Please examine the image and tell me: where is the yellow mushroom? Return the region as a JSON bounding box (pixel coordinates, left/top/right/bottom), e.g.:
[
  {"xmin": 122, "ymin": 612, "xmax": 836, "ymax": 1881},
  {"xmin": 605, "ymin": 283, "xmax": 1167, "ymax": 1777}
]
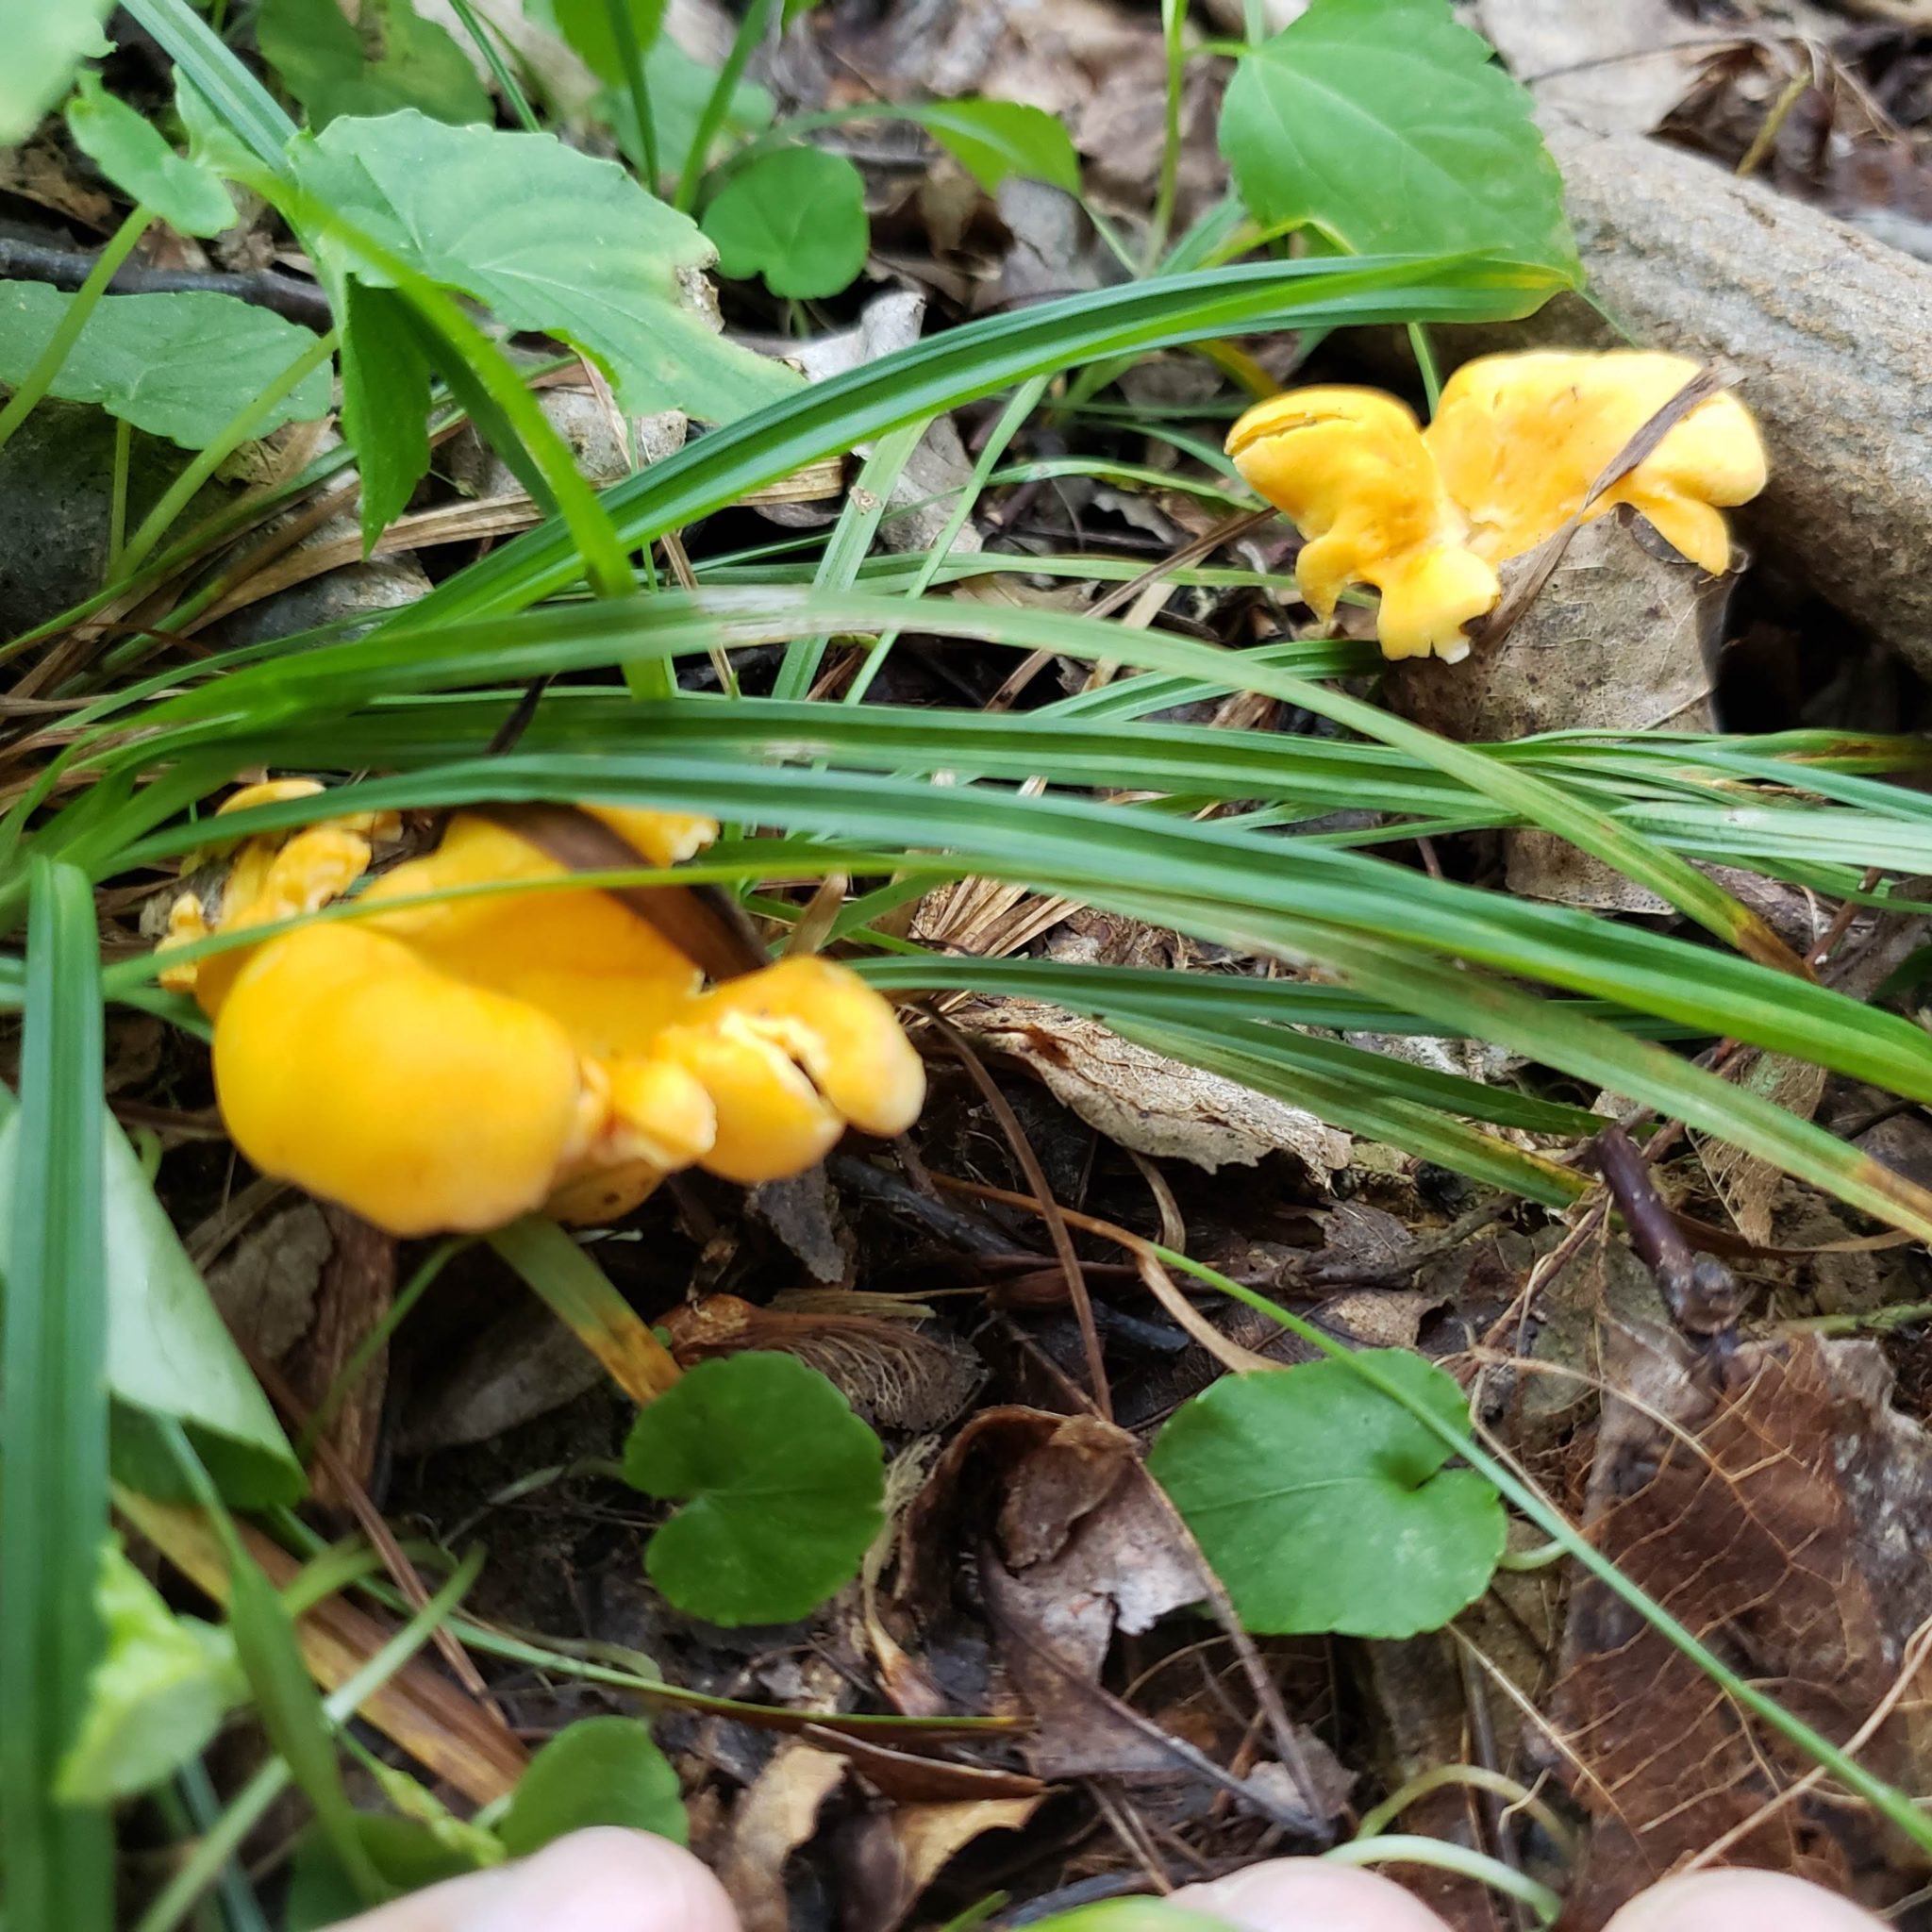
[
  {"xmin": 162, "ymin": 789, "xmax": 926, "ymax": 1236},
  {"xmin": 1424, "ymin": 350, "xmax": 1767, "ymax": 575},
  {"xmin": 1224, "ymin": 353, "xmax": 1768, "ymax": 661},
  {"xmin": 1224, "ymin": 387, "xmax": 1499, "ymax": 662}
]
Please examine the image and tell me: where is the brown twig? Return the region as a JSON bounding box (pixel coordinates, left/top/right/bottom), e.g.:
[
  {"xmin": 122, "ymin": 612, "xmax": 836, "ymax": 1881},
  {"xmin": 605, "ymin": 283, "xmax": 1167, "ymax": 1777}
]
[
  {"xmin": 0, "ymin": 235, "xmax": 335, "ymax": 330},
  {"xmin": 1585, "ymin": 1125, "xmax": 1748, "ymax": 1340},
  {"xmin": 929, "ymin": 1021, "xmax": 1112, "ymax": 1421}
]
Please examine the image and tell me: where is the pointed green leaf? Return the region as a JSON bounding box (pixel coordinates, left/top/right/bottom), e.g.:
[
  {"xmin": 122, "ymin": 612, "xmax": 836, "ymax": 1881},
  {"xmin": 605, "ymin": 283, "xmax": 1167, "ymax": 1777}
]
[
  {"xmin": 66, "ymin": 71, "xmax": 236, "ymax": 236},
  {"xmin": 920, "ymin": 99, "xmax": 1080, "ymax": 195},
  {"xmin": 339, "ymin": 278, "xmax": 433, "ymax": 546},
  {"xmin": 294, "ymin": 109, "xmax": 799, "ymax": 424}
]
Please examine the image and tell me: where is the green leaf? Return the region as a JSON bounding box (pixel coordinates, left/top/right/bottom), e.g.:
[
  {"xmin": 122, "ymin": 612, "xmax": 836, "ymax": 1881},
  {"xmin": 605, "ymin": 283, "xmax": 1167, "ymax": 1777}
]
[
  {"xmin": 702, "ymin": 146, "xmax": 869, "ymax": 300},
  {"xmin": 92, "ymin": 1116, "xmax": 304, "ymax": 1507},
  {"xmin": 66, "ymin": 71, "xmax": 236, "ymax": 237},
  {"xmin": 0, "ymin": 0, "xmax": 113, "ymax": 144},
  {"xmin": 919, "ymin": 99, "xmax": 1081, "ymax": 195},
  {"xmin": 0, "ymin": 284, "xmax": 331, "ymax": 448},
  {"xmin": 293, "ymin": 109, "xmax": 798, "ymax": 424},
  {"xmin": 57, "ymin": 1540, "xmax": 243, "ymax": 1803},
  {"xmin": 0, "ymin": 859, "xmax": 113, "ymax": 1931},
  {"xmin": 1221, "ymin": 0, "xmax": 1579, "ymax": 275},
  {"xmin": 1148, "ymin": 1350, "xmax": 1506, "ymax": 1638},
  {"xmin": 256, "ymin": 0, "xmax": 492, "ymax": 129},
  {"xmin": 226, "ymin": 1533, "xmax": 389, "ymax": 1906},
  {"xmin": 338, "ymin": 278, "xmax": 433, "ymax": 545},
  {"xmin": 554, "ymin": 0, "xmax": 667, "ymax": 85},
  {"xmin": 0, "ymin": 1091, "xmax": 299, "ymax": 1504},
  {"xmin": 499, "ymin": 1716, "xmax": 688, "ymax": 1855},
  {"xmin": 623, "ymin": 1354, "xmax": 885, "ymax": 1626}
]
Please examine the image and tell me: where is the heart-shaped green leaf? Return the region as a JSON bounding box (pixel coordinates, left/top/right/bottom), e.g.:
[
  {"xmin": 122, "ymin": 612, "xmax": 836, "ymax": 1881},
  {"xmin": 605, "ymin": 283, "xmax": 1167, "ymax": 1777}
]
[
  {"xmin": 702, "ymin": 147, "xmax": 869, "ymax": 301},
  {"xmin": 1148, "ymin": 1350, "xmax": 1506, "ymax": 1638},
  {"xmin": 499, "ymin": 1716, "xmax": 687, "ymax": 1854},
  {"xmin": 624, "ymin": 1353, "xmax": 884, "ymax": 1627},
  {"xmin": 1221, "ymin": 0, "xmax": 1579, "ymax": 277}
]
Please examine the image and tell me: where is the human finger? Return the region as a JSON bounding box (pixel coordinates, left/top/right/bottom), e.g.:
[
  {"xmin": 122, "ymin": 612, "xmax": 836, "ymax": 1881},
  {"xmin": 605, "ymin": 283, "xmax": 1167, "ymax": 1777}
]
[
  {"xmin": 1604, "ymin": 1870, "xmax": 1883, "ymax": 1932},
  {"xmin": 327, "ymin": 1827, "xmax": 741, "ymax": 1932},
  {"xmin": 1170, "ymin": 1858, "xmax": 1454, "ymax": 1931}
]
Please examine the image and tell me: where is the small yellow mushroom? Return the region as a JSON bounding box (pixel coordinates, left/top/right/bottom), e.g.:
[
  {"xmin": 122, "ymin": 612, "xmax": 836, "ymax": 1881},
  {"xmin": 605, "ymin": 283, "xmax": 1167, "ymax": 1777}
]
[
  {"xmin": 1224, "ymin": 353, "xmax": 1768, "ymax": 661},
  {"xmin": 1424, "ymin": 350, "xmax": 1768, "ymax": 575},
  {"xmin": 1224, "ymin": 387, "xmax": 1500, "ymax": 662},
  {"xmin": 160, "ymin": 787, "xmax": 926, "ymax": 1237}
]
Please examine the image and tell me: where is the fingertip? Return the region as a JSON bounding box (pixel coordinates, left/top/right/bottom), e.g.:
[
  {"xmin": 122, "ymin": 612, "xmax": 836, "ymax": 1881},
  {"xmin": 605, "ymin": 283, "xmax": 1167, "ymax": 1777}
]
[
  {"xmin": 1604, "ymin": 1871, "xmax": 1881, "ymax": 1932},
  {"xmin": 1171, "ymin": 1859, "xmax": 1453, "ymax": 1932},
  {"xmin": 467, "ymin": 1830, "xmax": 739, "ymax": 1932}
]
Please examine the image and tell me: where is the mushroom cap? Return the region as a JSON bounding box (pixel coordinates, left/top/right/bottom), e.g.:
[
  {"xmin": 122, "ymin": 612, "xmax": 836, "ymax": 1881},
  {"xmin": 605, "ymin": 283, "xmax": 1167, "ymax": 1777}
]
[
  {"xmin": 192, "ymin": 806, "xmax": 927, "ymax": 1234},
  {"xmin": 1424, "ymin": 349, "xmax": 1768, "ymax": 574},
  {"xmin": 1225, "ymin": 387, "xmax": 1447, "ymax": 556},
  {"xmin": 358, "ymin": 815, "xmax": 703, "ymax": 1058},
  {"xmin": 213, "ymin": 921, "xmax": 587, "ymax": 1237}
]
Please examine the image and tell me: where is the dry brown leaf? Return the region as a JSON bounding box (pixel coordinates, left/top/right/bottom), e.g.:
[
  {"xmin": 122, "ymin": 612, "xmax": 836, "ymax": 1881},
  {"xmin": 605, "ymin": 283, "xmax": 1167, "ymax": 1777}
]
[
  {"xmin": 1549, "ymin": 1326, "xmax": 1932, "ymax": 1924},
  {"xmin": 838, "ymin": 1795, "xmax": 1044, "ymax": 1932},
  {"xmin": 1477, "ymin": 0, "xmax": 1710, "ymax": 134},
  {"xmin": 206, "ymin": 1201, "xmax": 331, "ymax": 1361},
  {"xmin": 662, "ymin": 1293, "xmax": 982, "ymax": 1432},
  {"xmin": 119, "ymin": 1493, "xmax": 526, "ymax": 1804},
  {"xmin": 955, "ymin": 999, "xmax": 1350, "ymax": 1181},
  {"xmin": 396, "ymin": 1299, "xmax": 607, "ymax": 1453},
  {"xmin": 717, "ymin": 1741, "xmax": 849, "ymax": 1932},
  {"xmin": 799, "ymin": 1724, "xmax": 1044, "ymax": 1805}
]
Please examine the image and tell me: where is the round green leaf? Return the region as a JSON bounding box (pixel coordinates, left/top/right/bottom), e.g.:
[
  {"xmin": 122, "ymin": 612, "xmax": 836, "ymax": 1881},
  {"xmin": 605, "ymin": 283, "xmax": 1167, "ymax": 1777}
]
[
  {"xmin": 702, "ymin": 147, "xmax": 869, "ymax": 301},
  {"xmin": 1147, "ymin": 1350, "xmax": 1506, "ymax": 1639},
  {"xmin": 623, "ymin": 1353, "xmax": 884, "ymax": 1626},
  {"xmin": 498, "ymin": 1716, "xmax": 687, "ymax": 1856},
  {"xmin": 66, "ymin": 72, "xmax": 236, "ymax": 237}
]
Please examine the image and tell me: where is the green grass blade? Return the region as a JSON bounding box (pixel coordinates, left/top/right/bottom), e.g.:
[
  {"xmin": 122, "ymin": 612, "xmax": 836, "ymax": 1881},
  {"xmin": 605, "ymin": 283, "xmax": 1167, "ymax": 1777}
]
[
  {"xmin": 120, "ymin": 0, "xmax": 296, "ymax": 173},
  {"xmin": 0, "ymin": 859, "xmax": 112, "ymax": 1932},
  {"xmin": 375, "ymin": 254, "xmax": 1565, "ymax": 623}
]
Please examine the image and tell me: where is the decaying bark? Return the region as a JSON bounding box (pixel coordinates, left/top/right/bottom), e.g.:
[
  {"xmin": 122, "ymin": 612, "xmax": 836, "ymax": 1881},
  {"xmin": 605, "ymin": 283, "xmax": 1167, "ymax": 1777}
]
[
  {"xmin": 1396, "ymin": 118, "xmax": 1932, "ymax": 678},
  {"xmin": 1388, "ymin": 508, "xmax": 1732, "ymax": 913}
]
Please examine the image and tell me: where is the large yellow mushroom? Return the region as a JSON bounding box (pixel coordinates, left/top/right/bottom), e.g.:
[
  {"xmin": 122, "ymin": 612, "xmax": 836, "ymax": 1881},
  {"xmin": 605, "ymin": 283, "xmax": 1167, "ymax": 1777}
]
[
  {"xmin": 159, "ymin": 791, "xmax": 925, "ymax": 1237},
  {"xmin": 1224, "ymin": 350, "xmax": 1769, "ymax": 662}
]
